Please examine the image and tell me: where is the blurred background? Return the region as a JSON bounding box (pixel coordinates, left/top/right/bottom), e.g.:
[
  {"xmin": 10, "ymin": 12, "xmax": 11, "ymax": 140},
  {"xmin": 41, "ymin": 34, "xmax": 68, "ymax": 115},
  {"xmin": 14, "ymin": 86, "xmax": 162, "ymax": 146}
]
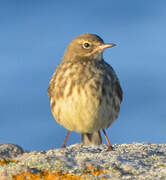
[{"xmin": 0, "ymin": 0, "xmax": 166, "ymax": 151}]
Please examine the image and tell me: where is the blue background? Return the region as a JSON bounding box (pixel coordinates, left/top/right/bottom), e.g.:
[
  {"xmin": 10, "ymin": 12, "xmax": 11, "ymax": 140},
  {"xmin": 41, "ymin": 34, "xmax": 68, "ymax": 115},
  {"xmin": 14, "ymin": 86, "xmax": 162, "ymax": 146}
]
[{"xmin": 1, "ymin": 0, "xmax": 166, "ymax": 151}]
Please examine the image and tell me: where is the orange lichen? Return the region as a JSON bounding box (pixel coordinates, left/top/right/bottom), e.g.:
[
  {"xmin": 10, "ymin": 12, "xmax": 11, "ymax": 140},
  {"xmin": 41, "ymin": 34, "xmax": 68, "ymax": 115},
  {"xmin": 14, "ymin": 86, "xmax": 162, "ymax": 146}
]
[
  {"xmin": 83, "ymin": 165, "xmax": 105, "ymax": 175},
  {"xmin": 0, "ymin": 159, "xmax": 107, "ymax": 180},
  {"xmin": 12, "ymin": 170, "xmax": 83, "ymax": 180},
  {"xmin": 0, "ymin": 158, "xmax": 18, "ymax": 165},
  {"xmin": 11, "ymin": 166, "xmax": 106, "ymax": 180}
]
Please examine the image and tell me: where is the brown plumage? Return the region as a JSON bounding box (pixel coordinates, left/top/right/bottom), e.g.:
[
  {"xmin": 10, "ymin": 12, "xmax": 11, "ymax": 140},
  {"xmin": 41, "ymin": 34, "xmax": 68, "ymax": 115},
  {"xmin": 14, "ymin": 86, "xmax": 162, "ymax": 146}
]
[{"xmin": 48, "ymin": 33, "xmax": 123, "ymax": 150}]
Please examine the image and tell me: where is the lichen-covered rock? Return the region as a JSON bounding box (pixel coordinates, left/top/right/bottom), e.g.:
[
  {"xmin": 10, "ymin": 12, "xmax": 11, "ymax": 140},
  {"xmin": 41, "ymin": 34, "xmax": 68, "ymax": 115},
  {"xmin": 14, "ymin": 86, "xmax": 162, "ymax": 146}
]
[
  {"xmin": 0, "ymin": 144, "xmax": 24, "ymax": 159},
  {"xmin": 0, "ymin": 143, "xmax": 166, "ymax": 179}
]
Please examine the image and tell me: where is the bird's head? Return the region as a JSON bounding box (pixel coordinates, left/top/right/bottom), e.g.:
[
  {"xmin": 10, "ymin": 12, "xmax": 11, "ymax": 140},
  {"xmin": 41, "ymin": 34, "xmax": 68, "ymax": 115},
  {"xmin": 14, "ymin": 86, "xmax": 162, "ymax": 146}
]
[{"xmin": 63, "ymin": 33, "xmax": 116, "ymax": 61}]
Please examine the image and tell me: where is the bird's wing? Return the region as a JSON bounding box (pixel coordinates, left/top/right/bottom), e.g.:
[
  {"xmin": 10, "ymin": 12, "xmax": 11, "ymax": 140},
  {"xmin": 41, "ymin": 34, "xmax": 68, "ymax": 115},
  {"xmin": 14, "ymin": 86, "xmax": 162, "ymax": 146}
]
[{"xmin": 104, "ymin": 61, "xmax": 123, "ymax": 103}]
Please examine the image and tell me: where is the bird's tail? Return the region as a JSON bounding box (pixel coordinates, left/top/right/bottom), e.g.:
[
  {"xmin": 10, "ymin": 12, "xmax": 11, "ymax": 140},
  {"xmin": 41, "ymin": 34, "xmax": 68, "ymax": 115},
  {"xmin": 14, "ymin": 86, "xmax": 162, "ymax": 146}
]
[{"xmin": 81, "ymin": 131, "xmax": 102, "ymax": 146}]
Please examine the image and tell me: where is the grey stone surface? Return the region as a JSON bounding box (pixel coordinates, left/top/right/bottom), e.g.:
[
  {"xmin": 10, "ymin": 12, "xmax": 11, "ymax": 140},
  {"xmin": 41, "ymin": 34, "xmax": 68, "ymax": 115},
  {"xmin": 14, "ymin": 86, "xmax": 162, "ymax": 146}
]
[
  {"xmin": 0, "ymin": 142, "xmax": 166, "ymax": 179},
  {"xmin": 0, "ymin": 143, "xmax": 24, "ymax": 159}
]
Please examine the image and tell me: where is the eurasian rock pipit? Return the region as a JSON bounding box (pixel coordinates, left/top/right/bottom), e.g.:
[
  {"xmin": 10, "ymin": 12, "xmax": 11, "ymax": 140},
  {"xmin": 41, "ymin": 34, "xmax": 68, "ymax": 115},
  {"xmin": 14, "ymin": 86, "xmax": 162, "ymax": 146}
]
[{"xmin": 48, "ymin": 33, "xmax": 123, "ymax": 150}]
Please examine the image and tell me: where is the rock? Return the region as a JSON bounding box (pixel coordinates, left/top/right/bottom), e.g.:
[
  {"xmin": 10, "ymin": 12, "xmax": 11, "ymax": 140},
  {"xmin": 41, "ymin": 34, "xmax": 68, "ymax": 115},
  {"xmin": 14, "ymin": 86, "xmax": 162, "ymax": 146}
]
[
  {"xmin": 0, "ymin": 142, "xmax": 166, "ymax": 179},
  {"xmin": 0, "ymin": 143, "xmax": 24, "ymax": 159}
]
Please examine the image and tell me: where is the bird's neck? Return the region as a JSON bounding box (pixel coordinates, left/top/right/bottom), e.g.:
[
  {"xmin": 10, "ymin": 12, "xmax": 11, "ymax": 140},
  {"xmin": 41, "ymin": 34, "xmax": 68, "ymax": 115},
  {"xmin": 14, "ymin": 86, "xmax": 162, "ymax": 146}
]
[{"xmin": 62, "ymin": 53, "xmax": 103, "ymax": 62}]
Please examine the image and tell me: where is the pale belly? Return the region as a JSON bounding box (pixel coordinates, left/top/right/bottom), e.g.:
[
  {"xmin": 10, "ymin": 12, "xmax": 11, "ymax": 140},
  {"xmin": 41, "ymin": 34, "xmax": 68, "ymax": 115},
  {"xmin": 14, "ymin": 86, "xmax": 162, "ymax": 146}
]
[{"xmin": 50, "ymin": 85, "xmax": 120, "ymax": 133}]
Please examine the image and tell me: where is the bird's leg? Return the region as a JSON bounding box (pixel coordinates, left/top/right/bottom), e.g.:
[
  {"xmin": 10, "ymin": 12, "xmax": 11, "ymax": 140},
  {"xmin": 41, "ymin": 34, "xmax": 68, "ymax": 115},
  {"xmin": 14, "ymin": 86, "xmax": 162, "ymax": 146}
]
[
  {"xmin": 102, "ymin": 129, "xmax": 113, "ymax": 151},
  {"xmin": 61, "ymin": 130, "xmax": 71, "ymax": 148}
]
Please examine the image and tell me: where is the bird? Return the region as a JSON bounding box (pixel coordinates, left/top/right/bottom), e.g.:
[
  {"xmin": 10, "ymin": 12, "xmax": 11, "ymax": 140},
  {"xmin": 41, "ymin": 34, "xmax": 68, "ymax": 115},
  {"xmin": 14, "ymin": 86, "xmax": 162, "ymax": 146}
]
[{"xmin": 48, "ymin": 33, "xmax": 123, "ymax": 150}]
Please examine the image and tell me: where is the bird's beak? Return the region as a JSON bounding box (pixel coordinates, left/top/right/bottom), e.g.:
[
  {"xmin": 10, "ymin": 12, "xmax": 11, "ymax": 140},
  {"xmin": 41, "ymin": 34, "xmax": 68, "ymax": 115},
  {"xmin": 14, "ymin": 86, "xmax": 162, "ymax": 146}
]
[{"xmin": 97, "ymin": 43, "xmax": 116, "ymax": 51}]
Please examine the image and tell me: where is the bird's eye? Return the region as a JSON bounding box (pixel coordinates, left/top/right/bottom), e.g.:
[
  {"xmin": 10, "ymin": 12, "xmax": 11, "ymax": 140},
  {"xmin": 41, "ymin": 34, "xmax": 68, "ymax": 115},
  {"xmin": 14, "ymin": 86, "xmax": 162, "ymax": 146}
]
[{"xmin": 83, "ymin": 42, "xmax": 91, "ymax": 49}]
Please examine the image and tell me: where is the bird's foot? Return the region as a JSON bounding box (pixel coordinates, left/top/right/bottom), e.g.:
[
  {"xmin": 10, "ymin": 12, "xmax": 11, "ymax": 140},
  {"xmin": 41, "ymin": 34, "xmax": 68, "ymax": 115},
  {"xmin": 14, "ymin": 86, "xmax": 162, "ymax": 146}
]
[
  {"xmin": 106, "ymin": 145, "xmax": 114, "ymax": 151},
  {"xmin": 61, "ymin": 144, "xmax": 66, "ymax": 148}
]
